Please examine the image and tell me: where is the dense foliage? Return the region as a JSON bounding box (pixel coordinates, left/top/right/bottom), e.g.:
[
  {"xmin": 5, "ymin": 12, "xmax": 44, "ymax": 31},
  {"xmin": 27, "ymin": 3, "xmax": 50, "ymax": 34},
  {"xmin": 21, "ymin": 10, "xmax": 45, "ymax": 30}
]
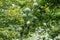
[{"xmin": 0, "ymin": 0, "xmax": 60, "ymax": 40}]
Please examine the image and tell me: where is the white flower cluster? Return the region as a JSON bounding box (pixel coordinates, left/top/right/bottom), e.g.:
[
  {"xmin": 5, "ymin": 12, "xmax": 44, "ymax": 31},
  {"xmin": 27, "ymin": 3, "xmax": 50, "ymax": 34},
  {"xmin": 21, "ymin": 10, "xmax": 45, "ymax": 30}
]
[
  {"xmin": 1, "ymin": 9, "xmax": 5, "ymax": 12},
  {"xmin": 54, "ymin": 35, "xmax": 60, "ymax": 40},
  {"xmin": 12, "ymin": 4, "xmax": 15, "ymax": 7},
  {"xmin": 23, "ymin": 7, "xmax": 31, "ymax": 13},
  {"xmin": 24, "ymin": 27, "xmax": 53, "ymax": 40},
  {"xmin": 34, "ymin": 0, "xmax": 36, "ymax": 2},
  {"xmin": 16, "ymin": 27, "xmax": 23, "ymax": 32},
  {"xmin": 26, "ymin": 21, "xmax": 31, "ymax": 25},
  {"xmin": 33, "ymin": 2, "xmax": 38, "ymax": 7},
  {"xmin": 43, "ymin": 23, "xmax": 47, "ymax": 26},
  {"xmin": 33, "ymin": 2, "xmax": 38, "ymax": 9}
]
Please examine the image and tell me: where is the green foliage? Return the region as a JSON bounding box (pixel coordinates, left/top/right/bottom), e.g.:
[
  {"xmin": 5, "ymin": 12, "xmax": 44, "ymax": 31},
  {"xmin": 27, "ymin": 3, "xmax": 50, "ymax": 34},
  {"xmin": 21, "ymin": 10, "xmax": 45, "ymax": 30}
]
[{"xmin": 0, "ymin": 0, "xmax": 60, "ymax": 40}]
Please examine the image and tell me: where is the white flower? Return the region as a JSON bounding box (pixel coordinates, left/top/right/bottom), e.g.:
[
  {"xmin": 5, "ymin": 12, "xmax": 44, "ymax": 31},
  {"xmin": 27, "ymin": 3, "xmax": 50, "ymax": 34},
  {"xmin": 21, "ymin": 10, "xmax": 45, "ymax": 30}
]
[
  {"xmin": 15, "ymin": 39, "xmax": 19, "ymax": 40},
  {"xmin": 23, "ymin": 7, "xmax": 31, "ymax": 13},
  {"xmin": 54, "ymin": 36, "xmax": 58, "ymax": 40},
  {"xmin": 38, "ymin": 30, "xmax": 42, "ymax": 33},
  {"xmin": 33, "ymin": 0, "xmax": 36, "ymax": 2},
  {"xmin": 26, "ymin": 21, "xmax": 31, "ymax": 25},
  {"xmin": 49, "ymin": 39, "xmax": 53, "ymax": 40},
  {"xmin": 54, "ymin": 35, "xmax": 60, "ymax": 40},
  {"xmin": 22, "ymin": 14, "xmax": 27, "ymax": 17},
  {"xmin": 3, "ymin": 21, "xmax": 6, "ymax": 22},
  {"xmin": 46, "ymin": 28, "xmax": 50, "ymax": 32},
  {"xmin": 33, "ymin": 2, "xmax": 38, "ymax": 7},
  {"xmin": 17, "ymin": 27, "xmax": 22, "ymax": 32},
  {"xmin": 12, "ymin": 4, "xmax": 15, "ymax": 7},
  {"xmin": 43, "ymin": 23, "xmax": 46, "ymax": 26},
  {"xmin": 0, "ymin": 18, "xmax": 3, "ymax": 20},
  {"xmin": 2, "ymin": 9, "xmax": 5, "ymax": 12}
]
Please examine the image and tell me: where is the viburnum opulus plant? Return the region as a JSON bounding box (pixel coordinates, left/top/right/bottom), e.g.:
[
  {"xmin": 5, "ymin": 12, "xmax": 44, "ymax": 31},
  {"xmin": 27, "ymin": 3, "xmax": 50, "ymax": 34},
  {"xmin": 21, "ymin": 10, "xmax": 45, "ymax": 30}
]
[{"xmin": 0, "ymin": 0, "xmax": 60, "ymax": 40}]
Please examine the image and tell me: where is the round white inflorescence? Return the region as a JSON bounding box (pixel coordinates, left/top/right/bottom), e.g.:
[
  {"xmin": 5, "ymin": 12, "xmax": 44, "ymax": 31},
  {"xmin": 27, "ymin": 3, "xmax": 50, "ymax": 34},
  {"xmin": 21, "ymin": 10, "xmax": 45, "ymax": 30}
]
[
  {"xmin": 33, "ymin": 2, "xmax": 38, "ymax": 7},
  {"xmin": 26, "ymin": 21, "xmax": 31, "ymax": 25},
  {"xmin": 2, "ymin": 9, "xmax": 5, "ymax": 12},
  {"xmin": 12, "ymin": 4, "xmax": 15, "ymax": 7},
  {"xmin": 23, "ymin": 7, "xmax": 31, "ymax": 13},
  {"xmin": 54, "ymin": 35, "xmax": 60, "ymax": 40},
  {"xmin": 43, "ymin": 23, "xmax": 46, "ymax": 26},
  {"xmin": 33, "ymin": 0, "xmax": 36, "ymax": 2},
  {"xmin": 17, "ymin": 27, "xmax": 22, "ymax": 32}
]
